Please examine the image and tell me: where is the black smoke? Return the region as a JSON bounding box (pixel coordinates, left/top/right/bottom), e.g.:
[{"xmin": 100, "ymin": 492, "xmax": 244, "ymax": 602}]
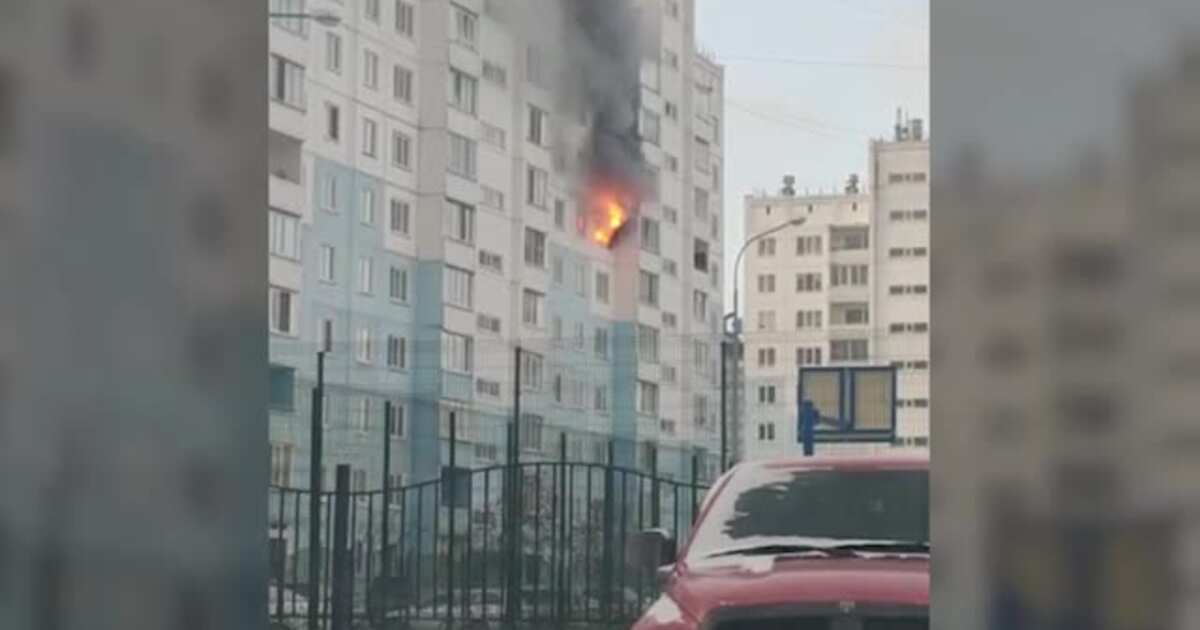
[{"xmin": 560, "ymin": 0, "xmax": 646, "ymax": 198}]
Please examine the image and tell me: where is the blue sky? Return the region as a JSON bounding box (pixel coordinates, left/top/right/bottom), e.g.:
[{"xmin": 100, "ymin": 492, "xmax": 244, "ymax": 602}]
[{"xmin": 695, "ymin": 0, "xmax": 929, "ymax": 305}]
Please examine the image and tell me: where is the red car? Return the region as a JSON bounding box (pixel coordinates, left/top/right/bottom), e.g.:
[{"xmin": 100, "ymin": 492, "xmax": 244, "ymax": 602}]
[{"xmin": 631, "ymin": 455, "xmax": 929, "ymax": 629}]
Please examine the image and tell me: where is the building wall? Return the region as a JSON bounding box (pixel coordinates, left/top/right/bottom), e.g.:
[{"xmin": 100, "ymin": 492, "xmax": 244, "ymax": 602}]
[
  {"xmin": 740, "ymin": 122, "xmax": 929, "ymax": 460},
  {"xmin": 268, "ymin": 0, "xmax": 726, "ymax": 491}
]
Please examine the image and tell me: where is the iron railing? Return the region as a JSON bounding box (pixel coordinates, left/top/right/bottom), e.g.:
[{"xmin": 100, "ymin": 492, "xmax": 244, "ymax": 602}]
[{"xmin": 268, "ymin": 458, "xmax": 710, "ymax": 630}]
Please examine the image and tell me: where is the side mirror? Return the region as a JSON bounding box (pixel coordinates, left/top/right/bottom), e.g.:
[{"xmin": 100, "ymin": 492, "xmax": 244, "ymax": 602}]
[{"xmin": 630, "ymin": 528, "xmax": 676, "ymax": 572}]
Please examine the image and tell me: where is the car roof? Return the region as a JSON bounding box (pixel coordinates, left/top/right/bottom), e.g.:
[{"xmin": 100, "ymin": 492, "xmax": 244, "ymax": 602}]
[{"xmin": 734, "ymin": 453, "xmax": 928, "ymax": 474}]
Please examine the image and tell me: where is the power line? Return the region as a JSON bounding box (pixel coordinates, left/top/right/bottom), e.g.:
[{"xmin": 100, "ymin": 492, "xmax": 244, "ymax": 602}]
[
  {"xmin": 724, "ymin": 100, "xmax": 870, "ymax": 144},
  {"xmin": 719, "ymin": 55, "xmax": 927, "ymax": 71}
]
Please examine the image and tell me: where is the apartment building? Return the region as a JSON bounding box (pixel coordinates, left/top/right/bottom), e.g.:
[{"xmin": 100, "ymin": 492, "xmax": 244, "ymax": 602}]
[
  {"xmin": 739, "ymin": 117, "xmax": 929, "ymax": 460},
  {"xmin": 267, "ymin": 0, "xmax": 725, "ymax": 491}
]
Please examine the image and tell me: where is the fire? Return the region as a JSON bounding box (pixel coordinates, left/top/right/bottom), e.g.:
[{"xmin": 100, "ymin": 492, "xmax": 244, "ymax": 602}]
[{"xmin": 588, "ymin": 188, "xmax": 631, "ymax": 247}]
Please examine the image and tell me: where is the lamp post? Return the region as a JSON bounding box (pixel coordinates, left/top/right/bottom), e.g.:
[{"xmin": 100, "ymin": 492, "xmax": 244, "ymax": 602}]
[{"xmin": 720, "ymin": 217, "xmax": 806, "ymax": 470}]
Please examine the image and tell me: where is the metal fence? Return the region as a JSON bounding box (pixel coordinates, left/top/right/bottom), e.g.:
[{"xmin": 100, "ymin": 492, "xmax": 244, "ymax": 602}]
[{"xmin": 268, "ymin": 452, "xmax": 710, "ymax": 630}]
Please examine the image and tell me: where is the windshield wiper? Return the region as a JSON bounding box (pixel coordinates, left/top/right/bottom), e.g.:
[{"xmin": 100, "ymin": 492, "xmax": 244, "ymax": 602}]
[
  {"xmin": 704, "ymin": 543, "xmax": 858, "ymax": 559},
  {"xmin": 828, "ymin": 540, "xmax": 930, "ymax": 554}
]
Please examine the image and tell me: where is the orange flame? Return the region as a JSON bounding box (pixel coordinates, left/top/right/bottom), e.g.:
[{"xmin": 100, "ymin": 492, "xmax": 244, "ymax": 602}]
[{"xmin": 590, "ymin": 192, "xmax": 629, "ymax": 247}]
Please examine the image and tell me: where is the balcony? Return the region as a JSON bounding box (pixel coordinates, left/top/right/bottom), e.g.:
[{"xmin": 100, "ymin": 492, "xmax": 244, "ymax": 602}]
[
  {"xmin": 269, "ymin": 174, "xmax": 304, "ymax": 215},
  {"xmin": 269, "ymin": 98, "xmax": 307, "ymax": 143}
]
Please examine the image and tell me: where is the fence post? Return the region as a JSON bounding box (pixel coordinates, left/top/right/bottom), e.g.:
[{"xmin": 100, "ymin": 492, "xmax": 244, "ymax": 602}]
[
  {"xmin": 557, "ymin": 432, "xmax": 568, "ymax": 623},
  {"xmin": 690, "ymin": 453, "xmax": 699, "ymax": 525},
  {"xmin": 446, "ymin": 412, "xmax": 456, "ymax": 628},
  {"xmin": 381, "ymin": 400, "xmax": 392, "ymax": 587},
  {"xmin": 330, "ymin": 465, "xmax": 351, "ymax": 630},
  {"xmin": 307, "ymin": 351, "xmax": 325, "ymax": 630},
  {"xmin": 650, "ymin": 445, "xmax": 661, "ymax": 529},
  {"xmin": 601, "ymin": 440, "xmax": 615, "ymax": 619}
]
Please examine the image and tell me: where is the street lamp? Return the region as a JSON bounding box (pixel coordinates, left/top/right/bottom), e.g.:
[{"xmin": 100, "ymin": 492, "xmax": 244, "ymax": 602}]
[
  {"xmin": 269, "ymin": 10, "xmax": 341, "ymax": 27},
  {"xmin": 719, "ymin": 216, "xmax": 806, "ymax": 471}
]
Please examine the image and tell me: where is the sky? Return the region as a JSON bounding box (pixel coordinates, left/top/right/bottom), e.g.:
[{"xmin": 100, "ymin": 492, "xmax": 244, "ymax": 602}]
[{"xmin": 695, "ymin": 0, "xmax": 929, "ymax": 306}]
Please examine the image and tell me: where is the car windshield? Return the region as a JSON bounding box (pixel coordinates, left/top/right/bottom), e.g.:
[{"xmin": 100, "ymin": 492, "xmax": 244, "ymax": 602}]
[{"xmin": 686, "ymin": 467, "xmax": 929, "ymax": 561}]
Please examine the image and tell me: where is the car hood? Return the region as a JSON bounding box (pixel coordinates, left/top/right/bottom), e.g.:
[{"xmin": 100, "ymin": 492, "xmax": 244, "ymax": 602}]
[{"xmin": 668, "ymin": 555, "xmax": 928, "ymax": 620}]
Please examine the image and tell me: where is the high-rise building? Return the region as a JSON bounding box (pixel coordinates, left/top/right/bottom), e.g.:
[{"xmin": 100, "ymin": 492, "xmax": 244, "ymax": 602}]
[
  {"xmin": 739, "ymin": 117, "xmax": 929, "ymax": 460},
  {"xmin": 268, "ymin": 0, "xmax": 725, "ymax": 490}
]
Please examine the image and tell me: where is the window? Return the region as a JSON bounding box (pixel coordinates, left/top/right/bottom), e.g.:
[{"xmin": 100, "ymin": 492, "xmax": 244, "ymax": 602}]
[
  {"xmin": 387, "ymin": 404, "xmax": 405, "ymax": 438},
  {"xmin": 325, "ymin": 103, "xmax": 341, "ymax": 140},
  {"xmin": 389, "ymin": 266, "xmax": 408, "ymax": 301},
  {"xmin": 270, "ymin": 442, "xmax": 294, "ymax": 486},
  {"xmin": 830, "ymin": 302, "xmax": 870, "ymax": 325},
  {"xmin": 389, "ymin": 199, "xmax": 410, "ymax": 235},
  {"xmin": 483, "ymin": 60, "xmax": 508, "ymax": 86},
  {"xmin": 270, "ymin": 55, "xmax": 306, "ymax": 109},
  {"xmin": 443, "ymin": 266, "xmax": 473, "ymax": 309},
  {"xmin": 665, "ymin": 0, "xmax": 680, "ymax": 18},
  {"xmin": 640, "ymin": 108, "xmax": 661, "ymax": 145},
  {"xmin": 395, "ymin": 0, "xmax": 415, "ymax": 36},
  {"xmin": 662, "ymin": 312, "xmax": 677, "ymax": 329},
  {"xmin": 444, "ymin": 199, "xmax": 475, "ymax": 243},
  {"xmin": 482, "ymin": 122, "xmax": 506, "ymax": 149},
  {"xmin": 361, "ymin": 117, "xmax": 378, "ymax": 157},
  {"xmin": 477, "ymin": 313, "xmax": 501, "ymax": 334},
  {"xmin": 796, "ymin": 235, "xmax": 823, "ymax": 255},
  {"xmin": 830, "ymin": 227, "xmax": 869, "ymax": 251},
  {"xmin": 796, "ymin": 273, "xmax": 823, "ymax": 292},
  {"xmin": 639, "ymin": 270, "xmax": 660, "ymax": 307},
  {"xmin": 519, "ymin": 414, "xmax": 544, "ymax": 451},
  {"xmin": 386, "ymin": 130, "xmax": 413, "ymax": 169},
  {"xmin": 270, "ymin": 0, "xmax": 309, "ymax": 35},
  {"xmin": 757, "ymin": 347, "xmax": 777, "ymax": 367},
  {"xmin": 554, "ymin": 199, "xmax": 566, "ymax": 229},
  {"xmin": 527, "ymin": 105, "xmax": 548, "ymax": 146},
  {"xmin": 452, "ymin": 4, "xmax": 478, "ymax": 48},
  {"xmin": 363, "ymin": 50, "xmax": 379, "ymax": 89},
  {"xmin": 357, "ymin": 257, "xmax": 373, "ymax": 294},
  {"xmin": 758, "ymin": 385, "xmax": 777, "ymax": 405},
  {"xmin": 526, "ymin": 45, "xmax": 548, "ymax": 87},
  {"xmin": 393, "ymin": 65, "xmax": 413, "ymax": 103},
  {"xmin": 757, "ymin": 423, "xmax": 777, "ymax": 441},
  {"xmin": 694, "ymin": 340, "xmax": 711, "ymax": 375},
  {"xmin": 520, "ymin": 352, "xmax": 544, "ymax": 390},
  {"xmin": 797, "ymin": 346, "xmax": 823, "ymax": 366},
  {"xmin": 756, "ymin": 274, "xmax": 776, "ymax": 293},
  {"xmin": 595, "ymin": 272, "xmax": 611, "ymax": 304},
  {"xmin": 551, "ymin": 254, "xmax": 564, "ymax": 284},
  {"xmin": 364, "ymin": 0, "xmax": 381, "ymax": 22},
  {"xmin": 692, "ymin": 290, "xmax": 708, "ymax": 322},
  {"xmin": 386, "ymin": 335, "xmax": 407, "ymax": 369},
  {"xmin": 831, "ymin": 264, "xmax": 869, "ymax": 287},
  {"xmin": 594, "ymin": 386, "xmax": 609, "ymax": 413},
  {"xmin": 831, "ymin": 339, "xmax": 869, "ymax": 362},
  {"xmin": 325, "ymin": 33, "xmax": 342, "ymax": 73},
  {"xmin": 594, "ymin": 327, "xmax": 609, "ymax": 359},
  {"xmin": 360, "ymin": 187, "xmax": 376, "ymax": 224},
  {"xmin": 693, "ymin": 238, "xmax": 710, "ymax": 272},
  {"xmin": 757, "ymin": 238, "xmax": 776, "ymax": 257},
  {"xmin": 269, "ymin": 287, "xmax": 295, "ymax": 334},
  {"xmin": 524, "ymin": 228, "xmax": 546, "ymax": 267},
  {"xmin": 522, "ymin": 289, "xmax": 544, "ymax": 327},
  {"xmin": 694, "ymin": 395, "xmax": 710, "ymax": 428},
  {"xmin": 319, "ymin": 318, "xmax": 334, "ymax": 353},
  {"xmin": 450, "ymin": 68, "xmax": 477, "ymax": 114},
  {"xmin": 663, "ymin": 49, "xmax": 679, "ymax": 70},
  {"xmin": 269, "ymin": 210, "xmax": 300, "ymax": 259},
  {"xmin": 662, "ymin": 259, "xmax": 678, "ymax": 277},
  {"xmin": 526, "ymin": 165, "xmax": 548, "ymax": 208},
  {"xmin": 694, "ymin": 137, "xmax": 711, "ymax": 172},
  {"xmin": 641, "ymin": 217, "xmax": 661, "ymax": 254},
  {"xmin": 551, "ymin": 316, "xmax": 563, "ymax": 343},
  {"xmin": 573, "ymin": 262, "xmax": 587, "ymax": 296},
  {"xmin": 796, "ymin": 310, "xmax": 823, "ymax": 329},
  {"xmin": 663, "ymin": 205, "xmax": 679, "ymax": 224},
  {"xmin": 476, "ymin": 378, "xmax": 501, "ymax": 398},
  {"xmin": 757, "ymin": 310, "xmax": 776, "ymax": 331},
  {"xmin": 482, "ymin": 186, "xmax": 505, "ymax": 211},
  {"xmin": 320, "ymin": 173, "xmax": 338, "ymax": 211},
  {"xmin": 479, "ymin": 249, "xmax": 503, "ymax": 273},
  {"xmin": 573, "ymin": 321, "xmax": 585, "ymax": 349},
  {"xmin": 448, "ymin": 132, "xmax": 477, "ymax": 179},
  {"xmin": 319, "ymin": 244, "xmax": 336, "ymax": 282},
  {"xmin": 638, "ymin": 381, "xmax": 660, "ymax": 416},
  {"xmin": 693, "ymin": 187, "xmax": 710, "ymax": 220},
  {"xmin": 356, "ymin": 327, "xmax": 373, "ymax": 363},
  {"xmin": 638, "ymin": 325, "xmax": 660, "ymax": 363},
  {"xmin": 441, "ymin": 331, "xmax": 473, "ymax": 373}
]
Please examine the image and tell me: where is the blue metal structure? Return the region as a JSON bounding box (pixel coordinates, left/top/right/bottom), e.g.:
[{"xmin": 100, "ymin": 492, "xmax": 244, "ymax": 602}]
[{"xmin": 797, "ymin": 366, "xmax": 898, "ymax": 454}]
